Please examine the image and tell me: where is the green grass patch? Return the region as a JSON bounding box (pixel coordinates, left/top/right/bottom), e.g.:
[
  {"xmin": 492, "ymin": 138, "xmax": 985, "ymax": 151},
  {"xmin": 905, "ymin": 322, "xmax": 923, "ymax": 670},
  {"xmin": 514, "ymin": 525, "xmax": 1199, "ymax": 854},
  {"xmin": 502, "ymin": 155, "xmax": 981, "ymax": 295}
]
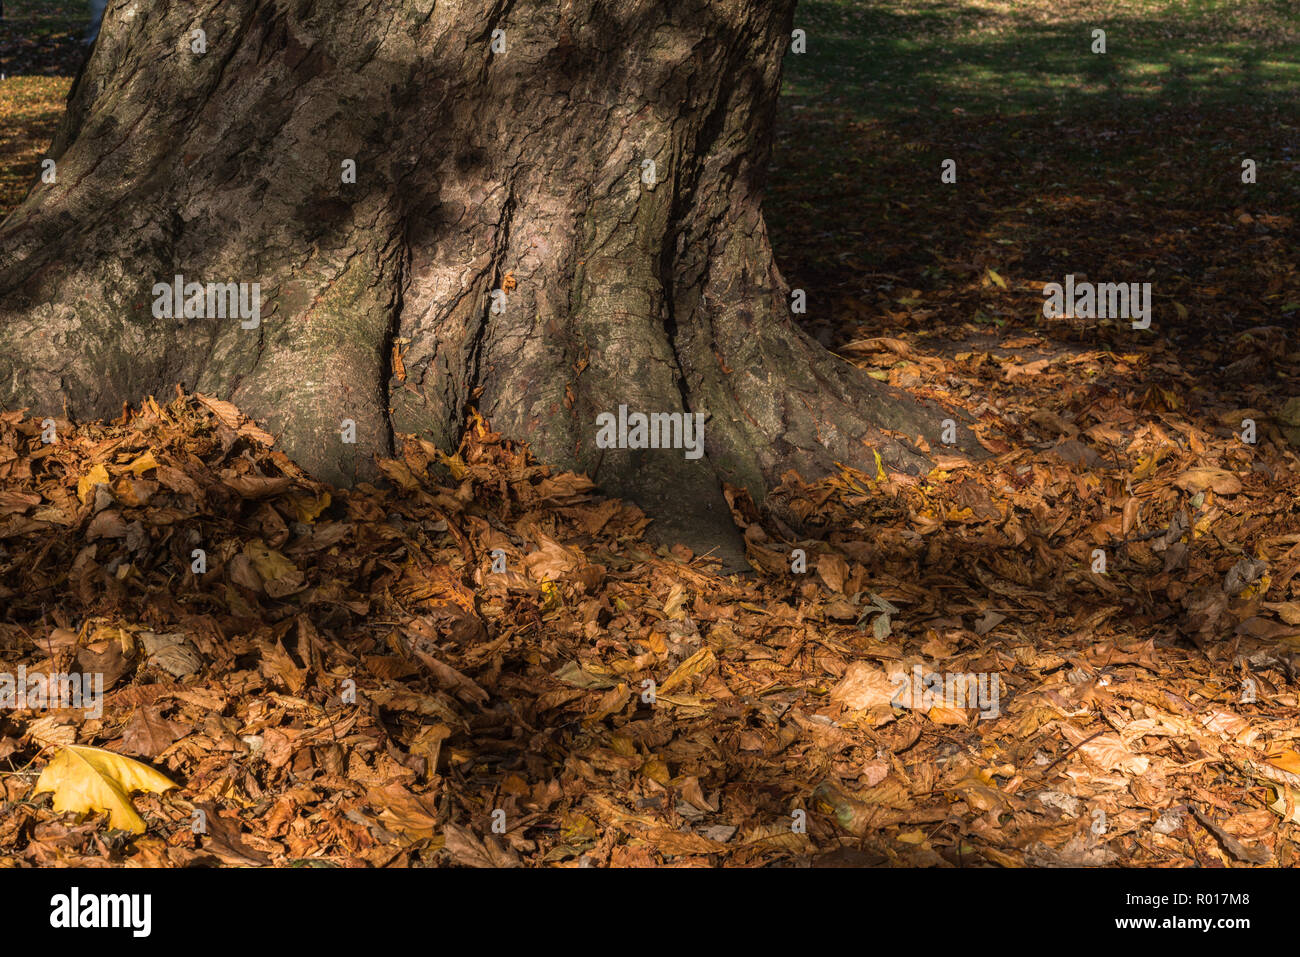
[
  {"xmin": 0, "ymin": 75, "xmax": 71, "ymax": 219},
  {"xmin": 766, "ymin": 0, "xmax": 1300, "ymax": 344}
]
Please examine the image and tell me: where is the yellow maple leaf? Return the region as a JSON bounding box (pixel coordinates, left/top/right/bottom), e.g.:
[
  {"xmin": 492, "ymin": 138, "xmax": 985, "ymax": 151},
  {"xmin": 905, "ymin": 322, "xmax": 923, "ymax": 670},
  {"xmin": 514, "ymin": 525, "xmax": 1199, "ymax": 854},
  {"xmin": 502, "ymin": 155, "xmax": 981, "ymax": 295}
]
[
  {"xmin": 33, "ymin": 745, "xmax": 177, "ymax": 834},
  {"xmin": 76, "ymin": 464, "xmax": 111, "ymax": 504},
  {"xmin": 124, "ymin": 451, "xmax": 159, "ymax": 476},
  {"xmin": 291, "ymin": 491, "xmax": 331, "ymax": 523}
]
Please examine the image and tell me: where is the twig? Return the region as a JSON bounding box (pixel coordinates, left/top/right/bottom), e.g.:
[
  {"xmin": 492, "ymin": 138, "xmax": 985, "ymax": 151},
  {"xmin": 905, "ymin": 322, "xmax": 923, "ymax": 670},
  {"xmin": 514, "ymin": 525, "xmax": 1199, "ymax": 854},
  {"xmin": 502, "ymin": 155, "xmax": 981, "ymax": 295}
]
[{"xmin": 1040, "ymin": 729, "xmax": 1105, "ymax": 777}]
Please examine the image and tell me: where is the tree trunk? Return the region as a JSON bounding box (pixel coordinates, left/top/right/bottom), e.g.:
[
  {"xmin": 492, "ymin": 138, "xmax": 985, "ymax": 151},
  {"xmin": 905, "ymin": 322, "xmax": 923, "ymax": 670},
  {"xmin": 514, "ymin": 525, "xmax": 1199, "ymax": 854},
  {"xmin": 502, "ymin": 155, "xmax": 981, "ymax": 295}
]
[{"xmin": 0, "ymin": 0, "xmax": 958, "ymax": 560}]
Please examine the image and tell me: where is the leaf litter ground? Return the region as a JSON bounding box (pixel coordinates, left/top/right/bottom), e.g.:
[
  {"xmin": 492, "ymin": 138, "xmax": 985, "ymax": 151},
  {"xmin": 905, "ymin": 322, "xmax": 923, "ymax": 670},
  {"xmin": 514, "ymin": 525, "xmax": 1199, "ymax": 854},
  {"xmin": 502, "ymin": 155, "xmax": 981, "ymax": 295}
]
[
  {"xmin": 1, "ymin": 371, "xmax": 1298, "ymax": 867},
  {"xmin": 2, "ymin": 0, "xmax": 1300, "ymax": 867}
]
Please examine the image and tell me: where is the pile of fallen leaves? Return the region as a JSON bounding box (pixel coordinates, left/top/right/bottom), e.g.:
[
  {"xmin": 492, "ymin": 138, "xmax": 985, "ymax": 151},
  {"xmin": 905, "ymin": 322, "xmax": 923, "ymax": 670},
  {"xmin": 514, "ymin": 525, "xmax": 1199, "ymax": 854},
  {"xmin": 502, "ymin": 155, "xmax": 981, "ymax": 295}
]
[
  {"xmin": 1, "ymin": 382, "xmax": 1299, "ymax": 868},
  {"xmin": 4, "ymin": 0, "xmax": 1300, "ymax": 869}
]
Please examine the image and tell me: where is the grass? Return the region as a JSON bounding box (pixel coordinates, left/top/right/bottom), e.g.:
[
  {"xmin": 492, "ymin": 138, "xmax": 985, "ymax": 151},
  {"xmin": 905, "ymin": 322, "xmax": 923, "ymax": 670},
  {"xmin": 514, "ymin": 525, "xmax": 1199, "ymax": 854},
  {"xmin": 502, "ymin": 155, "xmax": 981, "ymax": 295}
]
[
  {"xmin": 0, "ymin": 75, "xmax": 70, "ymax": 215},
  {"xmin": 765, "ymin": 0, "xmax": 1300, "ymax": 352},
  {"xmin": 1, "ymin": 0, "xmax": 87, "ymax": 43},
  {"xmin": 780, "ymin": 0, "xmax": 1300, "ymax": 116},
  {"xmin": 0, "ymin": 0, "xmax": 86, "ymax": 217}
]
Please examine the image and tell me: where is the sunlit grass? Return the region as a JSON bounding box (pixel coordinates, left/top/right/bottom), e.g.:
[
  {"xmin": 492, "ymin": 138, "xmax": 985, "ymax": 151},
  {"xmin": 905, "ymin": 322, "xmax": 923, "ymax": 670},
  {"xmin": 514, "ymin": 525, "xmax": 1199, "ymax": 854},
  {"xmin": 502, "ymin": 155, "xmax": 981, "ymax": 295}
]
[
  {"xmin": 0, "ymin": 76, "xmax": 72, "ymax": 220},
  {"xmin": 781, "ymin": 0, "xmax": 1300, "ymax": 117}
]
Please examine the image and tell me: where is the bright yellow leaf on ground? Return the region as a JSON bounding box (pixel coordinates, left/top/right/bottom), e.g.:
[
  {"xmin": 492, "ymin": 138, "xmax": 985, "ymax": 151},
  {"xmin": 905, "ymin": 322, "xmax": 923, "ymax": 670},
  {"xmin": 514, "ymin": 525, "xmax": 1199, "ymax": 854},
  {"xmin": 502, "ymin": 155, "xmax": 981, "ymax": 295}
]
[
  {"xmin": 125, "ymin": 451, "xmax": 159, "ymax": 476},
  {"xmin": 76, "ymin": 464, "xmax": 111, "ymax": 504},
  {"xmin": 33, "ymin": 745, "xmax": 178, "ymax": 834},
  {"xmin": 291, "ymin": 491, "xmax": 331, "ymax": 523},
  {"xmin": 540, "ymin": 580, "xmax": 562, "ymax": 611}
]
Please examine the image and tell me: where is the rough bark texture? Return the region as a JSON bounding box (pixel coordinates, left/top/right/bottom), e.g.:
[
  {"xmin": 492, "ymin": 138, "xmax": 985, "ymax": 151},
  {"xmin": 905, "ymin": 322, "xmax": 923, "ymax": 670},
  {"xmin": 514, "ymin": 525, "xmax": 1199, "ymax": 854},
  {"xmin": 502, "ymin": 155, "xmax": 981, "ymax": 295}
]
[{"xmin": 0, "ymin": 0, "xmax": 964, "ymax": 561}]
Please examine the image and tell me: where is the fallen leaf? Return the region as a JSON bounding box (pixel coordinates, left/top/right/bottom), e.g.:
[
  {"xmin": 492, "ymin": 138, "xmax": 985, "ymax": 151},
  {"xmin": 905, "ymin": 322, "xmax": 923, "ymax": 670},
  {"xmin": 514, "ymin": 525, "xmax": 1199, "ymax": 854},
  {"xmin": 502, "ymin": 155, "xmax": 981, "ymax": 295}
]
[
  {"xmin": 193, "ymin": 800, "xmax": 271, "ymax": 865},
  {"xmin": 830, "ymin": 661, "xmax": 897, "ymax": 714},
  {"xmin": 120, "ymin": 707, "xmax": 189, "ymax": 759},
  {"xmin": 443, "ymin": 822, "xmax": 521, "ymax": 867},
  {"xmin": 244, "ymin": 541, "xmax": 305, "ymax": 597},
  {"xmin": 76, "ymin": 464, "xmax": 111, "ymax": 505},
  {"xmin": 124, "ymin": 451, "xmax": 159, "ymax": 476},
  {"xmin": 659, "ymin": 648, "xmax": 715, "ymax": 695},
  {"xmin": 33, "ymin": 745, "xmax": 177, "ymax": 834},
  {"xmin": 367, "ymin": 784, "xmax": 441, "ymax": 843},
  {"xmin": 1174, "ymin": 467, "xmax": 1241, "ymax": 495}
]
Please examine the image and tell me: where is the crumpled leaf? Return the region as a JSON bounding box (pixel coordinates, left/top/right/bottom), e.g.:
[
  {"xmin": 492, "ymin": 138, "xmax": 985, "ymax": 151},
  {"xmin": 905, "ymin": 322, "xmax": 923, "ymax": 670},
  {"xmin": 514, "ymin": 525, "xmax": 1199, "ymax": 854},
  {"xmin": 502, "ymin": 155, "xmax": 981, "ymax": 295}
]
[
  {"xmin": 124, "ymin": 451, "xmax": 159, "ymax": 476},
  {"xmin": 552, "ymin": 659, "xmax": 618, "ymax": 689},
  {"xmin": 291, "ymin": 491, "xmax": 331, "ymax": 523},
  {"xmin": 367, "ymin": 784, "xmax": 441, "ymax": 843},
  {"xmin": 1268, "ymin": 786, "xmax": 1300, "ymax": 825},
  {"xmin": 1074, "ymin": 733, "xmax": 1150, "ymax": 775},
  {"xmin": 522, "ymin": 534, "xmax": 583, "ymax": 581},
  {"xmin": 659, "ymin": 648, "xmax": 715, "ymax": 694},
  {"xmin": 244, "ymin": 541, "xmax": 305, "ymax": 597},
  {"xmin": 139, "ymin": 631, "xmax": 203, "ymax": 677},
  {"xmin": 194, "ymin": 392, "xmax": 275, "ymax": 446},
  {"xmin": 830, "ymin": 661, "xmax": 896, "ymax": 712}
]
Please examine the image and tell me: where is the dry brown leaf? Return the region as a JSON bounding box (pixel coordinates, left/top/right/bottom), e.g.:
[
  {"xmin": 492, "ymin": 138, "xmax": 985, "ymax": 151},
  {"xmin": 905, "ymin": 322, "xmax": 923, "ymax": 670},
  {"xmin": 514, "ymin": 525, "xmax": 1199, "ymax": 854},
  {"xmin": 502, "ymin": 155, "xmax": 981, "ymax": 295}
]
[
  {"xmin": 521, "ymin": 534, "xmax": 583, "ymax": 581},
  {"xmin": 443, "ymin": 822, "xmax": 521, "ymax": 867},
  {"xmin": 1174, "ymin": 467, "xmax": 1241, "ymax": 495},
  {"xmin": 195, "ymin": 393, "xmax": 276, "ymax": 446},
  {"xmin": 367, "ymin": 784, "xmax": 441, "ymax": 843},
  {"xmin": 1075, "ymin": 733, "xmax": 1150, "ymax": 774},
  {"xmin": 659, "ymin": 648, "xmax": 715, "ymax": 695},
  {"xmin": 830, "ymin": 661, "xmax": 897, "ymax": 712},
  {"xmin": 816, "ymin": 553, "xmax": 850, "ymax": 593}
]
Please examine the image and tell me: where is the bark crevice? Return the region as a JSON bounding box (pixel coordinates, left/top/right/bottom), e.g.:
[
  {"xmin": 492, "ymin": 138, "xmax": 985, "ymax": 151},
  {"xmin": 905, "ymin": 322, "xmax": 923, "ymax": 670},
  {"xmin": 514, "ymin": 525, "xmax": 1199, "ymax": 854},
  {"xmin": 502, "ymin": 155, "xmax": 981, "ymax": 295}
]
[{"xmin": 0, "ymin": 0, "xmax": 971, "ymax": 569}]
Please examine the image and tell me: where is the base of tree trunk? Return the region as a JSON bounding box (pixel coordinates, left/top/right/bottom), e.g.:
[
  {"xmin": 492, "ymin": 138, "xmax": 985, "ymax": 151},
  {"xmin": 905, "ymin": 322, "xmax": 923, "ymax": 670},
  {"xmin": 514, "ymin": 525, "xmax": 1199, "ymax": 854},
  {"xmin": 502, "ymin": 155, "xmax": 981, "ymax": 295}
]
[{"xmin": 0, "ymin": 0, "xmax": 972, "ymax": 570}]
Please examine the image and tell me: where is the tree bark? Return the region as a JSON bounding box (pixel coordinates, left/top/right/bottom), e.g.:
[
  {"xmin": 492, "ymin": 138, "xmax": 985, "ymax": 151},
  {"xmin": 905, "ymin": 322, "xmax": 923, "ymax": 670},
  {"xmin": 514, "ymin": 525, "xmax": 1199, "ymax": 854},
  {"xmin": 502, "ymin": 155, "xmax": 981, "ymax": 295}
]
[{"xmin": 0, "ymin": 0, "xmax": 961, "ymax": 561}]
